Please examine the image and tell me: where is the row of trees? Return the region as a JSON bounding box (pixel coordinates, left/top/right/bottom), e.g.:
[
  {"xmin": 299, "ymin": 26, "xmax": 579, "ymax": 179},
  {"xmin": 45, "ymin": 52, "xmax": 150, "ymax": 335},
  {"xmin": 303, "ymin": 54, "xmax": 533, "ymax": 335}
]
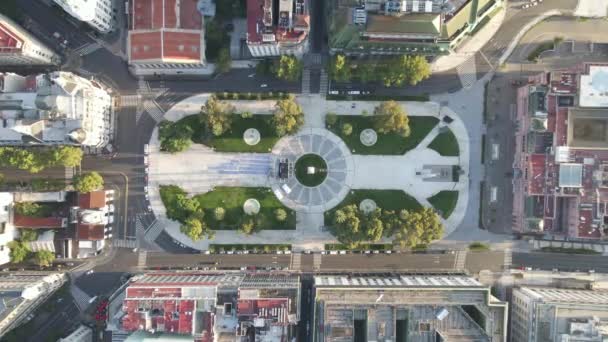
[
  {"xmin": 331, "ymin": 205, "xmax": 443, "ymax": 249},
  {"xmin": 0, "ymin": 146, "xmax": 82, "ymax": 173},
  {"xmin": 73, "ymin": 172, "xmax": 104, "ymax": 193},
  {"xmin": 327, "ymin": 100, "xmax": 411, "ymax": 138},
  {"xmin": 256, "ymin": 55, "xmax": 303, "ymax": 82},
  {"xmin": 8, "ymin": 230, "xmax": 55, "ymax": 266},
  {"xmin": 329, "ymin": 54, "xmax": 432, "ymax": 87}
]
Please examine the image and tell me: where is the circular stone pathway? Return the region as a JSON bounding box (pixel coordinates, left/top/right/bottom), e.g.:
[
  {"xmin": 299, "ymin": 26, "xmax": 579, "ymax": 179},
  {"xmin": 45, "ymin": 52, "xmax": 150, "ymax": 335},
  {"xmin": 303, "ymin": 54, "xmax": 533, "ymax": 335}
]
[
  {"xmin": 360, "ymin": 129, "xmax": 378, "ymax": 147},
  {"xmin": 359, "ymin": 199, "xmax": 377, "ymax": 214},
  {"xmin": 243, "ymin": 198, "xmax": 261, "ymax": 215},
  {"xmin": 270, "ymin": 128, "xmax": 354, "ymax": 213}
]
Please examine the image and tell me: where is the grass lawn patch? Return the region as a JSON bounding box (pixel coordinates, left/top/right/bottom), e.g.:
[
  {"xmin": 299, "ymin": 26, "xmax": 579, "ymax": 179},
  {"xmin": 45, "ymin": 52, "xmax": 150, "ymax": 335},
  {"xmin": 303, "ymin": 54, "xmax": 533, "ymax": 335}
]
[
  {"xmin": 468, "ymin": 241, "xmax": 490, "ymax": 251},
  {"xmin": 295, "ymin": 154, "xmax": 327, "ymax": 186},
  {"xmin": 427, "ymin": 191, "xmax": 459, "ymax": 219},
  {"xmin": 327, "ymin": 115, "xmax": 438, "ymax": 155},
  {"xmin": 540, "ymin": 246, "xmax": 599, "ymax": 255},
  {"xmin": 195, "ymin": 187, "xmax": 295, "ymax": 230},
  {"xmin": 428, "ymin": 129, "xmax": 459, "ymax": 156},
  {"xmin": 166, "ymin": 114, "xmax": 280, "ymax": 153},
  {"xmin": 327, "ymin": 189, "xmax": 422, "ymax": 221}
]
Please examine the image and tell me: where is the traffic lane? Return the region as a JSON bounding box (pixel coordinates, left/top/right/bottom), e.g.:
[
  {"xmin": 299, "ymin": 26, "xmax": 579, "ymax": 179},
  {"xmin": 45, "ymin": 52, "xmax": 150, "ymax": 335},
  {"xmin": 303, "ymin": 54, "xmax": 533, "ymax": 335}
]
[
  {"xmin": 27, "ymin": 297, "xmax": 80, "ymax": 342},
  {"xmin": 513, "ymin": 252, "xmax": 608, "ymax": 273},
  {"xmin": 464, "ymin": 251, "xmax": 506, "ymax": 273},
  {"xmin": 75, "ymin": 271, "xmax": 127, "ymax": 297},
  {"xmin": 319, "ymin": 253, "xmax": 456, "ymax": 271},
  {"xmin": 154, "ymin": 231, "xmax": 200, "ymax": 254},
  {"xmin": 82, "ymin": 49, "xmax": 137, "ymax": 91},
  {"xmin": 332, "ymin": 70, "xmax": 462, "ymax": 96},
  {"xmin": 298, "ymin": 275, "xmax": 314, "ymax": 342},
  {"xmin": 94, "ymin": 249, "xmax": 139, "ymax": 272},
  {"xmin": 145, "ymin": 252, "xmax": 292, "ymax": 269}
]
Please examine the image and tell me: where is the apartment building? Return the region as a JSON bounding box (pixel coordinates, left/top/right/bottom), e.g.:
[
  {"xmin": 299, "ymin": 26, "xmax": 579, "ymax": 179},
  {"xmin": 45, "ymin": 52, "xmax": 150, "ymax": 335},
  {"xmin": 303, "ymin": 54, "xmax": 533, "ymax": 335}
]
[
  {"xmin": 0, "ymin": 13, "xmax": 60, "ymax": 66},
  {"xmin": 53, "ymin": 0, "xmax": 115, "ymax": 33}
]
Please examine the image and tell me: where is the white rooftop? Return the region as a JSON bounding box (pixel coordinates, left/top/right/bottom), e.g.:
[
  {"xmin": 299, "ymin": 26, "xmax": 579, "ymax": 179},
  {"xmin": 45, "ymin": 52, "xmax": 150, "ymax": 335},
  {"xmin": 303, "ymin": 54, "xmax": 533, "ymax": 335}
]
[
  {"xmin": 520, "ymin": 287, "xmax": 608, "ymax": 305},
  {"xmin": 314, "ymin": 274, "xmax": 482, "ymax": 288},
  {"xmin": 580, "ymin": 65, "xmax": 608, "ymax": 107},
  {"xmin": 559, "ymin": 163, "xmax": 583, "ymax": 188}
]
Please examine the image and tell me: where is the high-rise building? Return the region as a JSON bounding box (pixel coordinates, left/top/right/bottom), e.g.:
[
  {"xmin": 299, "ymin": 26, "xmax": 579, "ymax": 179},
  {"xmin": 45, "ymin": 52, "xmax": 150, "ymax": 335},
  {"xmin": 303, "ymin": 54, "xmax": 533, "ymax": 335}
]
[
  {"xmin": 0, "ymin": 72, "xmax": 113, "ymax": 147},
  {"xmin": 0, "ymin": 273, "xmax": 68, "ymax": 339},
  {"xmin": 127, "ymin": 0, "xmax": 207, "ymax": 76},
  {"xmin": 314, "ymin": 273, "xmax": 508, "ymax": 342},
  {"xmin": 511, "ymin": 286, "xmax": 608, "ymax": 342},
  {"xmin": 246, "ymin": 0, "xmax": 310, "ymax": 58},
  {"xmin": 0, "ymin": 13, "xmax": 60, "ymax": 66},
  {"xmin": 53, "ymin": 0, "xmax": 114, "ymax": 33}
]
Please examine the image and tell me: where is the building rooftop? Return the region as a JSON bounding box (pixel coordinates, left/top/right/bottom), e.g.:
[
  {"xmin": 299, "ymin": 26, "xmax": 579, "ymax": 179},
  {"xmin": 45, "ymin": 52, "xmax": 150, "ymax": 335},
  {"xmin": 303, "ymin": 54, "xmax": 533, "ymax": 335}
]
[
  {"xmin": 128, "ymin": 0, "xmax": 205, "ymax": 63},
  {"xmin": 13, "ymin": 215, "xmax": 65, "ymax": 229},
  {"xmin": 519, "ymin": 287, "xmax": 608, "ymax": 304},
  {"xmin": 366, "ymin": 13, "xmax": 441, "ymax": 36},
  {"xmin": 246, "ymin": 0, "xmax": 309, "ymax": 44},
  {"xmin": 314, "ymin": 274, "xmax": 483, "ymax": 288},
  {"xmin": 76, "ymin": 224, "xmax": 104, "ymax": 240},
  {"xmin": 580, "ymin": 65, "xmax": 608, "ymax": 107},
  {"xmin": 0, "ymin": 23, "xmax": 21, "ymax": 52},
  {"xmin": 78, "ymin": 191, "xmax": 106, "ymax": 209},
  {"xmin": 131, "ymin": 273, "xmax": 245, "ymax": 287}
]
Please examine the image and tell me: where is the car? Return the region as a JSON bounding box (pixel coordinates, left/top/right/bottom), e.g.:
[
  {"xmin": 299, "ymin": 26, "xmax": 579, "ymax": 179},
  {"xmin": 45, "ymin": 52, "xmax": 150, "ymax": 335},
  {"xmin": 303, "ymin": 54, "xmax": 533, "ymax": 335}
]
[
  {"xmin": 329, "ymin": 90, "xmax": 339, "ymax": 95},
  {"xmin": 276, "ymin": 250, "xmax": 283, "ymax": 255},
  {"xmin": 108, "ymin": 204, "xmax": 115, "ymax": 212},
  {"xmin": 203, "ymin": 250, "xmax": 210, "ymax": 255},
  {"xmin": 148, "ymin": 205, "xmax": 152, "ymax": 212},
  {"xmin": 329, "ymin": 251, "xmax": 338, "ymax": 255},
  {"xmin": 284, "ymin": 250, "xmax": 291, "ymax": 255},
  {"xmin": 240, "ymin": 266, "xmax": 247, "ymax": 271},
  {"xmin": 304, "ymin": 250, "xmax": 312, "ymax": 254},
  {"xmin": 144, "ymin": 144, "xmax": 150, "ymax": 155},
  {"xmin": 107, "ymin": 216, "xmax": 114, "ymax": 224},
  {"xmin": 145, "ymin": 194, "xmax": 149, "ymax": 201},
  {"xmin": 144, "ymin": 186, "xmax": 149, "ymax": 193},
  {"xmin": 351, "ymin": 103, "xmax": 356, "ymax": 108},
  {"xmin": 339, "ymin": 250, "xmax": 346, "ymax": 255},
  {"xmin": 66, "ymin": 262, "xmax": 74, "ymax": 266},
  {"xmin": 320, "ymin": 251, "xmax": 327, "ymax": 255},
  {"xmin": 106, "ymin": 233, "xmax": 113, "ymax": 238},
  {"xmin": 364, "ymin": 250, "xmax": 371, "ymax": 254},
  {"xmin": 260, "ymin": 84, "xmax": 268, "ymax": 88},
  {"xmin": 227, "ymin": 251, "xmax": 234, "ymax": 255},
  {"xmin": 106, "ymin": 190, "xmax": 115, "ymax": 198},
  {"xmin": 385, "ymin": 250, "xmax": 392, "ymax": 254},
  {"xmin": 86, "ymin": 269, "xmax": 94, "ymax": 275},
  {"xmin": 143, "ymin": 157, "xmax": 148, "ymax": 165},
  {"xmin": 373, "ymin": 250, "xmax": 380, "ymax": 254},
  {"xmin": 248, "ymin": 73, "xmax": 255, "ymax": 78}
]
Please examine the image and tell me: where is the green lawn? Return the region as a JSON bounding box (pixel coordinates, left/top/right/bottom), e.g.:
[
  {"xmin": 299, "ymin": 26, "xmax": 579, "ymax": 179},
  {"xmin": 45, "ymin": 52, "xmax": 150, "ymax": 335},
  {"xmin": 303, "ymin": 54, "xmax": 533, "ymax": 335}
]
[
  {"xmin": 327, "ymin": 189, "xmax": 422, "ymax": 220},
  {"xmin": 159, "ymin": 185, "xmax": 295, "ymax": 231},
  {"xmin": 295, "ymin": 154, "xmax": 328, "ymax": 186},
  {"xmin": 468, "ymin": 241, "xmax": 490, "ymax": 251},
  {"xmin": 427, "ymin": 191, "xmax": 459, "ymax": 218},
  {"xmin": 195, "ymin": 187, "xmax": 295, "ymax": 230},
  {"xmin": 327, "ymin": 115, "xmax": 438, "ymax": 155},
  {"xmin": 428, "ymin": 129, "xmax": 460, "ymax": 156},
  {"xmin": 168, "ymin": 114, "xmax": 280, "ymax": 153}
]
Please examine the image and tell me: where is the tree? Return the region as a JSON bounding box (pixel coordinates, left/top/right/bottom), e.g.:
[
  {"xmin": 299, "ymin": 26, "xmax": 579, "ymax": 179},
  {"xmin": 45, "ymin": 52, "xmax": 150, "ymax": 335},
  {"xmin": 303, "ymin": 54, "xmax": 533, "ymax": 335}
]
[
  {"xmin": 239, "ymin": 217, "xmax": 258, "ymax": 235},
  {"xmin": 273, "ymin": 55, "xmax": 302, "ymax": 81},
  {"xmin": 8, "ymin": 241, "xmax": 29, "ymax": 263},
  {"xmin": 273, "ymin": 96, "xmax": 304, "ymax": 136},
  {"xmin": 331, "ymin": 205, "xmax": 384, "ymax": 248},
  {"xmin": 330, "ymin": 55, "xmax": 351, "ymax": 82},
  {"xmin": 73, "ymin": 172, "xmax": 104, "ymax": 193},
  {"xmin": 216, "ymin": 48, "xmax": 232, "ymax": 74},
  {"xmin": 403, "ymin": 55, "xmax": 431, "ymax": 86},
  {"xmin": 214, "ymin": 207, "xmax": 226, "ymax": 221},
  {"xmin": 341, "ymin": 123, "xmax": 353, "ymax": 136},
  {"xmin": 14, "ymin": 202, "xmax": 42, "ymax": 217},
  {"xmin": 180, "ymin": 216, "xmax": 214, "ymax": 241},
  {"xmin": 274, "ymin": 208, "xmax": 287, "ymax": 222},
  {"xmin": 390, "ymin": 207, "xmax": 443, "ymax": 249},
  {"xmin": 326, "ymin": 113, "xmax": 338, "ymax": 126},
  {"xmin": 20, "ymin": 230, "xmax": 38, "ymax": 242},
  {"xmin": 200, "ymin": 95, "xmax": 235, "ymax": 136},
  {"xmin": 159, "ymin": 121, "xmax": 192, "ymax": 153},
  {"xmin": 373, "ymin": 101, "xmax": 410, "ymax": 137},
  {"xmin": 52, "ymin": 146, "xmax": 83, "ymax": 167},
  {"xmin": 34, "ymin": 250, "xmax": 55, "ymax": 267}
]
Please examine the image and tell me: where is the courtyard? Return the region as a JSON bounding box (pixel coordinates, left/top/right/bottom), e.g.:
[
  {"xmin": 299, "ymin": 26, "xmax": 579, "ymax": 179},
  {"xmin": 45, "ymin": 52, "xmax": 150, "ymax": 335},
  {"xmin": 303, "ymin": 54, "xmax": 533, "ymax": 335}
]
[{"xmin": 147, "ymin": 94, "xmax": 470, "ymax": 251}]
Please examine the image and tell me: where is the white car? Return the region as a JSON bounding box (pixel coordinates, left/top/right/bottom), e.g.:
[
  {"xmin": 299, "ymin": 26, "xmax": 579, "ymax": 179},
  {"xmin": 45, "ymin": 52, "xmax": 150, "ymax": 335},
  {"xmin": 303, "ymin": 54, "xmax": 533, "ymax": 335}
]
[
  {"xmin": 86, "ymin": 270, "xmax": 94, "ymax": 275},
  {"xmin": 144, "ymin": 186, "xmax": 149, "ymax": 193},
  {"xmin": 105, "ymin": 189, "xmax": 115, "ymax": 199},
  {"xmin": 144, "ymin": 144, "xmax": 150, "ymax": 155},
  {"xmin": 260, "ymin": 84, "xmax": 268, "ymax": 88},
  {"xmin": 108, "ymin": 216, "xmax": 114, "ymax": 224},
  {"xmin": 108, "ymin": 204, "xmax": 115, "ymax": 212},
  {"xmin": 143, "ymin": 157, "xmax": 148, "ymax": 165}
]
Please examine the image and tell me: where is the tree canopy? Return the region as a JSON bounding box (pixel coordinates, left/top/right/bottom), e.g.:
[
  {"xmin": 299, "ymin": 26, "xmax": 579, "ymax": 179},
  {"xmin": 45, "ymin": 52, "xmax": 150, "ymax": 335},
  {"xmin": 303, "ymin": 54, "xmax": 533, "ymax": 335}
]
[
  {"xmin": 73, "ymin": 172, "xmax": 104, "ymax": 193},
  {"xmin": 373, "ymin": 101, "xmax": 410, "ymax": 137},
  {"xmin": 200, "ymin": 95, "xmax": 236, "ymax": 136},
  {"xmin": 0, "ymin": 146, "xmax": 83, "ymax": 173},
  {"xmin": 327, "ymin": 55, "xmax": 431, "ymax": 87},
  {"xmin": 329, "ymin": 55, "xmax": 352, "ymax": 82},
  {"xmin": 159, "ymin": 120, "xmax": 193, "ymax": 153},
  {"xmin": 216, "ymin": 48, "xmax": 232, "ymax": 74},
  {"xmin": 8, "ymin": 241, "xmax": 29, "ymax": 263},
  {"xmin": 332, "ymin": 205, "xmax": 384, "ymax": 249},
  {"xmin": 34, "ymin": 250, "xmax": 55, "ymax": 267},
  {"xmin": 274, "ymin": 55, "xmax": 302, "ymax": 81},
  {"xmin": 180, "ymin": 215, "xmax": 214, "ymax": 241},
  {"xmin": 273, "ymin": 96, "xmax": 304, "ymax": 136},
  {"xmin": 388, "ymin": 207, "xmax": 443, "ymax": 248}
]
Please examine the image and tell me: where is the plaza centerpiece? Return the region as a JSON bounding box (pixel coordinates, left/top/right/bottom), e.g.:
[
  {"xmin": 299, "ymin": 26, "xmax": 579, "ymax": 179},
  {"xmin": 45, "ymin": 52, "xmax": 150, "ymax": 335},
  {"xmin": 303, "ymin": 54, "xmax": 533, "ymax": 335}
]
[{"xmin": 294, "ymin": 153, "xmax": 328, "ymax": 187}]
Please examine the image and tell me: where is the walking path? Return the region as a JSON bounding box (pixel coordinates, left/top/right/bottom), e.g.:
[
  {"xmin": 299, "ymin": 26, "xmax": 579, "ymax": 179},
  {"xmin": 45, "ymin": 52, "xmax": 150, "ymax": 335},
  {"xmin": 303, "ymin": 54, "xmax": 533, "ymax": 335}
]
[{"xmin": 148, "ymin": 95, "xmax": 471, "ymax": 251}]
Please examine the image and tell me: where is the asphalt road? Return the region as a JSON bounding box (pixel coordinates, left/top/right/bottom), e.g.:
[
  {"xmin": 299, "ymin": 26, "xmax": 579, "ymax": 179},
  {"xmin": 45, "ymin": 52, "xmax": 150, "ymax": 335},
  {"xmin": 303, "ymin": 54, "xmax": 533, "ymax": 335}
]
[{"xmin": 513, "ymin": 252, "xmax": 608, "ymax": 273}]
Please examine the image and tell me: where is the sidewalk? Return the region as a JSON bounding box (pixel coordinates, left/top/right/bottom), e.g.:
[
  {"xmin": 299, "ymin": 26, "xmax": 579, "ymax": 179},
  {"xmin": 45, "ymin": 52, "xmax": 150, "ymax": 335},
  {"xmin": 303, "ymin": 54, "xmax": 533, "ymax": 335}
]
[{"xmin": 432, "ymin": 8, "xmax": 506, "ymax": 72}]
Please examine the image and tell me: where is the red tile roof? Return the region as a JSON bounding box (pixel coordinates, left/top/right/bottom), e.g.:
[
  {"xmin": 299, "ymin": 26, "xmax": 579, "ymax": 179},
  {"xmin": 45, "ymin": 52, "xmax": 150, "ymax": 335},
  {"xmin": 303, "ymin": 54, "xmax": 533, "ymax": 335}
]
[
  {"xmin": 237, "ymin": 298, "xmax": 289, "ymax": 323},
  {"xmin": 528, "ymin": 154, "xmax": 546, "ymax": 195},
  {"xmin": 13, "ymin": 215, "xmax": 64, "ymax": 229},
  {"xmin": 77, "ymin": 224, "xmax": 105, "ymax": 240},
  {"xmin": 129, "ymin": 0, "xmax": 203, "ymax": 63},
  {"xmin": 78, "ymin": 191, "xmax": 107, "ymax": 209}
]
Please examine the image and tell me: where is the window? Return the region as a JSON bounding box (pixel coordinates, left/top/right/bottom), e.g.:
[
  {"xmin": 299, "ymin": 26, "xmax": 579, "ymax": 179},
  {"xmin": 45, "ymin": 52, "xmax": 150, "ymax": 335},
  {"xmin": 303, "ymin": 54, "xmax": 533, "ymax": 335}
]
[{"xmin": 0, "ymin": 222, "xmax": 5, "ymax": 234}]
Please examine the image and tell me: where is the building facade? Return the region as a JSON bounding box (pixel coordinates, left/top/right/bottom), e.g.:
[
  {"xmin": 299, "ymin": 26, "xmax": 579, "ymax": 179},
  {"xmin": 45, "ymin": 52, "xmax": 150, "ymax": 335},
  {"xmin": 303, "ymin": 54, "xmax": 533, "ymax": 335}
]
[
  {"xmin": 246, "ymin": 0, "xmax": 310, "ymax": 58},
  {"xmin": 0, "ymin": 72, "xmax": 113, "ymax": 148},
  {"xmin": 0, "ymin": 13, "xmax": 60, "ymax": 66},
  {"xmin": 511, "ymin": 286, "xmax": 608, "ymax": 342},
  {"xmin": 314, "ymin": 273, "xmax": 508, "ymax": 342},
  {"xmin": 328, "ymin": 0, "xmax": 503, "ymax": 56},
  {"xmin": 53, "ymin": 0, "xmax": 114, "ymax": 33},
  {"xmin": 58, "ymin": 324, "xmax": 93, "ymax": 342},
  {"xmin": 127, "ymin": 0, "xmax": 207, "ymax": 76},
  {"xmin": 0, "ymin": 193, "xmax": 15, "ymax": 265}
]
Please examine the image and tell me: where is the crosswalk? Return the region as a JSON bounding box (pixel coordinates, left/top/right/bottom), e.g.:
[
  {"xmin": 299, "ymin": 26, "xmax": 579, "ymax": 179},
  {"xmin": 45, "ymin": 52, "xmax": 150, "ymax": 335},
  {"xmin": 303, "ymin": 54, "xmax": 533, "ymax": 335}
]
[
  {"xmin": 113, "ymin": 239, "xmax": 138, "ymax": 248},
  {"xmin": 456, "ymin": 55, "xmax": 477, "ymax": 89},
  {"xmin": 301, "ymin": 69, "xmax": 311, "ymax": 95},
  {"xmin": 307, "ymin": 53, "xmax": 322, "ymax": 66},
  {"xmin": 313, "ymin": 253, "xmax": 322, "ymax": 271},
  {"xmin": 320, "ymin": 69, "xmax": 329, "ymax": 95},
  {"xmin": 137, "ymin": 251, "xmax": 147, "ymax": 267},
  {"xmin": 143, "ymin": 100, "xmax": 165, "ymax": 123},
  {"xmin": 70, "ymin": 284, "xmax": 92, "ymax": 311},
  {"xmin": 111, "ymin": 331, "xmax": 131, "ymax": 342},
  {"xmin": 138, "ymin": 78, "xmax": 151, "ymax": 93},
  {"xmin": 144, "ymin": 219, "xmax": 164, "ymax": 243},
  {"xmin": 290, "ymin": 252, "xmax": 301, "ymax": 270},
  {"xmin": 119, "ymin": 94, "xmax": 141, "ymax": 108},
  {"xmin": 454, "ymin": 250, "xmax": 467, "ymax": 270},
  {"xmin": 503, "ymin": 248, "xmax": 512, "ymax": 269},
  {"xmin": 74, "ymin": 43, "xmax": 102, "ymax": 56}
]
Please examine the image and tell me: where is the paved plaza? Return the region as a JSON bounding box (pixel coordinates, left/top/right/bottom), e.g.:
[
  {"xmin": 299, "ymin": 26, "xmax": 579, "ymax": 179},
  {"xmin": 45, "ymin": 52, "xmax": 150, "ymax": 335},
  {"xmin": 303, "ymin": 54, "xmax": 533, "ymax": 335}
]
[{"xmin": 147, "ymin": 95, "xmax": 471, "ymax": 251}]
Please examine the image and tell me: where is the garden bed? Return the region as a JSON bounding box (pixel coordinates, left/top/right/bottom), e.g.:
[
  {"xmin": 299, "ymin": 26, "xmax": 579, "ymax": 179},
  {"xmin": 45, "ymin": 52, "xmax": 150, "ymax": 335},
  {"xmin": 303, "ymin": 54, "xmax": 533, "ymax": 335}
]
[
  {"xmin": 326, "ymin": 115, "xmax": 438, "ymax": 155},
  {"xmin": 209, "ymin": 244, "xmax": 291, "ymax": 253},
  {"xmin": 326, "ymin": 189, "xmax": 422, "ymax": 220},
  {"xmin": 539, "ymin": 246, "xmax": 600, "ymax": 255},
  {"xmin": 427, "ymin": 191, "xmax": 459, "ymax": 219},
  {"xmin": 325, "ymin": 243, "xmax": 393, "ymax": 251}
]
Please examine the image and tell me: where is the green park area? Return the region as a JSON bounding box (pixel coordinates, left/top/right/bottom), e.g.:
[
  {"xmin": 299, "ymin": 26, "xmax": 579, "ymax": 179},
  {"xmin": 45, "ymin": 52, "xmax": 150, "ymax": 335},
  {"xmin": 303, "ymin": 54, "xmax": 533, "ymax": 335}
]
[
  {"xmin": 327, "ymin": 115, "xmax": 438, "ymax": 155},
  {"xmin": 160, "ymin": 185, "xmax": 295, "ymax": 239},
  {"xmin": 334, "ymin": 189, "xmax": 422, "ymax": 213},
  {"xmin": 427, "ymin": 191, "xmax": 459, "ymax": 219},
  {"xmin": 428, "ymin": 129, "xmax": 460, "ymax": 156}
]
